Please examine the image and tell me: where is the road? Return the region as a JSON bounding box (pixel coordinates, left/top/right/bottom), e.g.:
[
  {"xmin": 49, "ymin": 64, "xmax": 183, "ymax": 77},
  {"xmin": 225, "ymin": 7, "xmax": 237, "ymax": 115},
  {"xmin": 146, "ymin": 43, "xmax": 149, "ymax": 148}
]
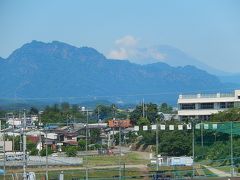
[
  {"xmin": 203, "ymin": 165, "xmax": 231, "ymax": 177},
  {"xmin": 0, "ymin": 156, "xmax": 83, "ymax": 167}
]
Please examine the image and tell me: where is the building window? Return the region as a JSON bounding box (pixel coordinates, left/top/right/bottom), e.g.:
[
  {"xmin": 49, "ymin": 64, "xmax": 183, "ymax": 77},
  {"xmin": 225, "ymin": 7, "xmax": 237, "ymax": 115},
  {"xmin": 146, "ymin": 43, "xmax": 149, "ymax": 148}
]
[
  {"xmin": 67, "ymin": 137, "xmax": 72, "ymax": 140},
  {"xmin": 180, "ymin": 103, "xmax": 195, "ymax": 110},
  {"xmin": 234, "ymin": 102, "xmax": 240, "ymax": 108},
  {"xmin": 200, "ymin": 103, "xmax": 214, "ymax": 109},
  {"xmin": 226, "ymin": 102, "xmax": 234, "ymax": 108},
  {"xmin": 220, "ymin": 102, "xmax": 226, "ymax": 109}
]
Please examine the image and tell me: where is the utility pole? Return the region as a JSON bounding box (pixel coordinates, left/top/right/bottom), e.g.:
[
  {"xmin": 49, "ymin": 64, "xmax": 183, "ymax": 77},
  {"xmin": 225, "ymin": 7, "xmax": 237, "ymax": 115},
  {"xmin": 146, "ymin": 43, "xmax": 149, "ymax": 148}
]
[
  {"xmin": 201, "ymin": 121, "xmax": 203, "ymax": 147},
  {"xmin": 12, "ymin": 114, "xmax": 15, "ymax": 152},
  {"xmin": 20, "ymin": 112, "xmax": 23, "ymax": 152},
  {"xmin": 118, "ymin": 123, "xmax": 122, "ymax": 180},
  {"xmin": 142, "ymin": 99, "xmax": 145, "ymax": 118},
  {"xmin": 156, "ymin": 119, "xmax": 159, "ymax": 171},
  {"xmin": 23, "ymin": 110, "xmax": 27, "ymax": 180},
  {"xmin": 45, "ymin": 127, "xmax": 48, "ymax": 180},
  {"xmin": 3, "ymin": 124, "xmax": 6, "ymax": 180},
  {"xmin": 85, "ymin": 109, "xmax": 89, "ymax": 180},
  {"xmin": 192, "ymin": 119, "xmax": 195, "ymax": 178},
  {"xmin": 38, "ymin": 112, "xmax": 42, "ymax": 156}
]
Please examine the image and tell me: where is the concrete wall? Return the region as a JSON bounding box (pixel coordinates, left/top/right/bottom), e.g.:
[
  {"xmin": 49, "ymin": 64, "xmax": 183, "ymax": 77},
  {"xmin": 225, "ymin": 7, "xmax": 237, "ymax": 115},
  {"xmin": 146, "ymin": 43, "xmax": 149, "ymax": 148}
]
[{"xmin": 0, "ymin": 141, "xmax": 13, "ymax": 152}]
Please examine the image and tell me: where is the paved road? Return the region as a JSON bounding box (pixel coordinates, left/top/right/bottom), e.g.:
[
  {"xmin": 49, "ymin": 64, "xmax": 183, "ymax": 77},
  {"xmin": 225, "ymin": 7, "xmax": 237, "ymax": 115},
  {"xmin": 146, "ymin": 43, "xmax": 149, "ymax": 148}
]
[{"xmin": 203, "ymin": 165, "xmax": 231, "ymax": 177}]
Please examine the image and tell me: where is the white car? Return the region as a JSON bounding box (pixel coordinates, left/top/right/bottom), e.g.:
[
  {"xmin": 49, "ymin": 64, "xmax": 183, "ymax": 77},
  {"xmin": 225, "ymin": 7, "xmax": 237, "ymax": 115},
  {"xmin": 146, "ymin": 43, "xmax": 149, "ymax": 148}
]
[{"xmin": 51, "ymin": 153, "xmax": 58, "ymax": 157}]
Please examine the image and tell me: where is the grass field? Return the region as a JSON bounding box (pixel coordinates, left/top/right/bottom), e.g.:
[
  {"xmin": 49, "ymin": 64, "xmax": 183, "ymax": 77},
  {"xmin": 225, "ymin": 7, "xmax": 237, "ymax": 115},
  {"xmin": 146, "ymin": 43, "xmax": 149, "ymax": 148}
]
[
  {"xmin": 86, "ymin": 152, "xmax": 148, "ymax": 167},
  {"xmin": 4, "ymin": 152, "xmax": 235, "ymax": 179},
  {"xmin": 3, "ymin": 152, "xmax": 150, "ymax": 180}
]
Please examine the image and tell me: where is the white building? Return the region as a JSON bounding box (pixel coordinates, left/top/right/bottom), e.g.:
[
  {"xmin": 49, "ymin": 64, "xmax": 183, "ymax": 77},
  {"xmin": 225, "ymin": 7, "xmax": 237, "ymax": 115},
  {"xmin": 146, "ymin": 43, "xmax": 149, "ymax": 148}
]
[
  {"xmin": 0, "ymin": 141, "xmax": 13, "ymax": 152},
  {"xmin": 7, "ymin": 115, "xmax": 38, "ymax": 127},
  {"xmin": 178, "ymin": 90, "xmax": 240, "ymax": 120}
]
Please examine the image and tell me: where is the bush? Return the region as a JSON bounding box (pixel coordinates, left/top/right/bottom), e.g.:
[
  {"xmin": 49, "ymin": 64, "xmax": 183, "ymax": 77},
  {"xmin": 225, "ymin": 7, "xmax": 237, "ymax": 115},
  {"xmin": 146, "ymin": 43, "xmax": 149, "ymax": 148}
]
[
  {"xmin": 40, "ymin": 147, "xmax": 53, "ymax": 156},
  {"xmin": 65, "ymin": 146, "xmax": 78, "ymax": 157},
  {"xmin": 78, "ymin": 140, "xmax": 86, "ymax": 151},
  {"xmin": 30, "ymin": 148, "xmax": 38, "ymax": 155}
]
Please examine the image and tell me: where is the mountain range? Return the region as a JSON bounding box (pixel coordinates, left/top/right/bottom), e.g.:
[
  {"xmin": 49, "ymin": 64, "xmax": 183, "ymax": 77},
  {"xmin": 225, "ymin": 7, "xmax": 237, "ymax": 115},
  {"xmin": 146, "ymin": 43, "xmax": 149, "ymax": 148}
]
[{"xmin": 0, "ymin": 40, "xmax": 238, "ymax": 105}]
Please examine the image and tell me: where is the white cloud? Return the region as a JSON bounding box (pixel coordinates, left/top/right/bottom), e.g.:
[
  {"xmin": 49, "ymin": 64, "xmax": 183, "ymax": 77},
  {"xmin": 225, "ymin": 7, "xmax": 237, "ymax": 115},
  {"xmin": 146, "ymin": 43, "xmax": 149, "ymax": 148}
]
[
  {"xmin": 115, "ymin": 35, "xmax": 138, "ymax": 47},
  {"xmin": 108, "ymin": 48, "xmax": 128, "ymax": 59},
  {"xmin": 147, "ymin": 48, "xmax": 166, "ymax": 60},
  {"xmin": 107, "ymin": 35, "xmax": 166, "ymax": 63},
  {"xmin": 108, "ymin": 35, "xmax": 138, "ymax": 59}
]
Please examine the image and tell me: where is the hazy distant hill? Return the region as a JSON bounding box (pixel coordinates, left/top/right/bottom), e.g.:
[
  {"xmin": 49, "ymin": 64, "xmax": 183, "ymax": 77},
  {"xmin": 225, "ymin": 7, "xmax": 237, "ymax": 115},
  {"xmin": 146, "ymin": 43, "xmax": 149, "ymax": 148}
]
[
  {"xmin": 0, "ymin": 41, "xmax": 235, "ymax": 104},
  {"xmin": 219, "ymin": 74, "xmax": 240, "ymax": 84},
  {"xmin": 133, "ymin": 45, "xmax": 230, "ymax": 76}
]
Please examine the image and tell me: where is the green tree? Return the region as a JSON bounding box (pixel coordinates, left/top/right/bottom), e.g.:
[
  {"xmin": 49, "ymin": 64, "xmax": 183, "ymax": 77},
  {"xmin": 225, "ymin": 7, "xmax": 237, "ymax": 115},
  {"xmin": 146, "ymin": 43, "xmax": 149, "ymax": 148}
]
[
  {"xmin": 210, "ymin": 108, "xmax": 240, "ymax": 122},
  {"xmin": 129, "ymin": 105, "xmax": 143, "ymax": 125},
  {"xmin": 130, "ymin": 103, "xmax": 159, "ymax": 125},
  {"xmin": 159, "ymin": 131, "xmax": 191, "ymax": 156},
  {"xmin": 41, "ymin": 103, "xmax": 85, "ymax": 124},
  {"xmin": 61, "ymin": 102, "xmax": 70, "ymax": 112},
  {"xmin": 159, "ymin": 103, "xmax": 173, "ymax": 113},
  {"xmin": 93, "ymin": 105, "xmax": 113, "ymax": 120},
  {"xmin": 137, "ymin": 117, "xmax": 150, "ymax": 126},
  {"xmin": 65, "ymin": 146, "xmax": 78, "ymax": 157},
  {"xmin": 145, "ymin": 103, "xmax": 158, "ymax": 123},
  {"xmin": 90, "ymin": 129, "xmax": 101, "ymax": 144},
  {"xmin": 29, "ymin": 107, "xmax": 39, "ymax": 115},
  {"xmin": 140, "ymin": 131, "xmax": 155, "ymax": 146}
]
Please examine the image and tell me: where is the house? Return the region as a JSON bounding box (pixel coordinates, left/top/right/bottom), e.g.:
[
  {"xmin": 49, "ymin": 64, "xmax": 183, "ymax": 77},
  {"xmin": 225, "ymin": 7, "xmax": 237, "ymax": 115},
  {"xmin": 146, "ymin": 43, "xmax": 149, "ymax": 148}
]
[
  {"xmin": 178, "ymin": 90, "xmax": 240, "ymax": 120},
  {"xmin": 43, "ymin": 132, "xmax": 58, "ymax": 151},
  {"xmin": 63, "ymin": 131, "xmax": 78, "ymax": 145},
  {"xmin": 158, "ymin": 112, "xmax": 178, "ymax": 121},
  {"xmin": 52, "ymin": 128, "xmax": 79, "ymax": 146},
  {"xmin": 108, "ymin": 119, "xmax": 132, "ymax": 128}
]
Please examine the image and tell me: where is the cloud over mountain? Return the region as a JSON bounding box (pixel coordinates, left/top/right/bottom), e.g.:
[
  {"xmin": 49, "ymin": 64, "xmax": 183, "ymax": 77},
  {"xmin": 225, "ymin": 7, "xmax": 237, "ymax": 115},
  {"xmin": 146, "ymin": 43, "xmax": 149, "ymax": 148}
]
[
  {"xmin": 108, "ymin": 35, "xmax": 232, "ymax": 76},
  {"xmin": 108, "ymin": 35, "xmax": 166, "ymax": 63}
]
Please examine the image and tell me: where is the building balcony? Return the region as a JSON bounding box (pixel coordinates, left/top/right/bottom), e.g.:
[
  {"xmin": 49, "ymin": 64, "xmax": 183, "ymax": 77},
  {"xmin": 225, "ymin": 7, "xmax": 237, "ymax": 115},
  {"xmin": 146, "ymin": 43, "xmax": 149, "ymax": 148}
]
[{"xmin": 178, "ymin": 109, "xmax": 225, "ymax": 116}]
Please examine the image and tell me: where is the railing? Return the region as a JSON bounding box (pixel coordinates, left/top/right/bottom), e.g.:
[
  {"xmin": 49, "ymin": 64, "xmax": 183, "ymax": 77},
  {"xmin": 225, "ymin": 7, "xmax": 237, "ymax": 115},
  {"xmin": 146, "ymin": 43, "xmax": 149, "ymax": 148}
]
[
  {"xmin": 180, "ymin": 93, "xmax": 235, "ymax": 99},
  {"xmin": 220, "ymin": 93, "xmax": 235, "ymax": 98},
  {"xmin": 181, "ymin": 95, "xmax": 198, "ymax": 99}
]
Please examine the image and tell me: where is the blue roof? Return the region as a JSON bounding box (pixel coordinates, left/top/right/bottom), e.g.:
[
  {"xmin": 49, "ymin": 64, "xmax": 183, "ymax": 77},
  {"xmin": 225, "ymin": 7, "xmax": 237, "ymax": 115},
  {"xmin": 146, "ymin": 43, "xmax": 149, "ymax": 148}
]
[{"xmin": 0, "ymin": 169, "xmax": 5, "ymax": 175}]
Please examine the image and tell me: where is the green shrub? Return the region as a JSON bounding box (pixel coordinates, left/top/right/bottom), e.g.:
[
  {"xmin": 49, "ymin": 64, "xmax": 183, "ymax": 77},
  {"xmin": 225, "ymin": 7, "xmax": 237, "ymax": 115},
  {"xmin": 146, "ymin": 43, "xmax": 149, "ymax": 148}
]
[{"xmin": 65, "ymin": 146, "xmax": 78, "ymax": 157}]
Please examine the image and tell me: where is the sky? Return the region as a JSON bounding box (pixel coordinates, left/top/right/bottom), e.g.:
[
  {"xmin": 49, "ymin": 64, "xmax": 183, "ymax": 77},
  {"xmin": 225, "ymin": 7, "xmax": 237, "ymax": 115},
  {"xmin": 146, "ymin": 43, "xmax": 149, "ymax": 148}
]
[{"xmin": 0, "ymin": 0, "xmax": 240, "ymax": 73}]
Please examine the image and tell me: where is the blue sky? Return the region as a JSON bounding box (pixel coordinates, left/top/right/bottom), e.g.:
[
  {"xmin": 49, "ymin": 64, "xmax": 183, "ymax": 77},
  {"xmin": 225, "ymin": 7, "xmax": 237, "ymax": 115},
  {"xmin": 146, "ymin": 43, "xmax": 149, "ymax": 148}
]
[{"xmin": 0, "ymin": 0, "xmax": 240, "ymax": 73}]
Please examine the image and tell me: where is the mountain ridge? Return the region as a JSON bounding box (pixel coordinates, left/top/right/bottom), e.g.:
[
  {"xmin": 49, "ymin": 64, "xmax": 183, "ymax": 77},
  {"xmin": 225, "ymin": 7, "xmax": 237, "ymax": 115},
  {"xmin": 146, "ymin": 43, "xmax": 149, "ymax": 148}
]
[{"xmin": 0, "ymin": 40, "xmax": 236, "ymax": 104}]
